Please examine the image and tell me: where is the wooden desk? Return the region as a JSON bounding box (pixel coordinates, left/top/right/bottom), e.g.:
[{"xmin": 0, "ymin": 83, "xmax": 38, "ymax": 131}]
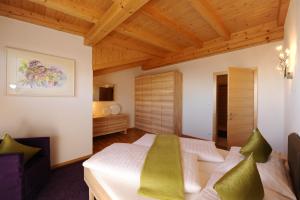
[{"xmin": 93, "ymin": 114, "xmax": 129, "ymax": 137}]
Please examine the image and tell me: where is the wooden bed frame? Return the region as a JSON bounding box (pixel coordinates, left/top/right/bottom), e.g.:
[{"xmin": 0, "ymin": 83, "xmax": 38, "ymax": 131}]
[
  {"xmin": 85, "ymin": 133, "xmax": 300, "ymax": 200},
  {"xmin": 84, "ymin": 168, "xmax": 112, "ymax": 200}
]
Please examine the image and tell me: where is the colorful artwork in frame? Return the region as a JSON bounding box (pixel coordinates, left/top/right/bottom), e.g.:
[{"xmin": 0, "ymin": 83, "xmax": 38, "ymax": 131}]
[{"xmin": 6, "ymin": 47, "xmax": 75, "ymax": 96}]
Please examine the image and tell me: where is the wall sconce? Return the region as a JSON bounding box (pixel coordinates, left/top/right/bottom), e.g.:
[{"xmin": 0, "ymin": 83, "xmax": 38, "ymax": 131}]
[
  {"xmin": 9, "ymin": 83, "xmax": 17, "ymax": 89},
  {"xmin": 276, "ymin": 45, "xmax": 293, "ymax": 79}
]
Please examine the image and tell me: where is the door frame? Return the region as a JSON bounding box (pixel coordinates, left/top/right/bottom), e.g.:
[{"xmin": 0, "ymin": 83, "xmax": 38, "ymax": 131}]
[
  {"xmin": 253, "ymin": 68, "xmax": 258, "ymax": 129},
  {"xmin": 212, "ymin": 68, "xmax": 258, "ymax": 142},
  {"xmin": 212, "ymin": 71, "xmax": 228, "ymax": 142}
]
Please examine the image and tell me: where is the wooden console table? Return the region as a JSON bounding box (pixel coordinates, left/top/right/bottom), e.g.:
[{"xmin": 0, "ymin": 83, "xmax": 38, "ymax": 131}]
[{"xmin": 93, "ymin": 114, "xmax": 129, "ymax": 137}]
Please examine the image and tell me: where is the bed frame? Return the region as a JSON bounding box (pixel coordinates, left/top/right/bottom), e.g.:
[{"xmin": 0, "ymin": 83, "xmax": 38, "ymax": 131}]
[
  {"xmin": 288, "ymin": 133, "xmax": 300, "ymax": 199},
  {"xmin": 85, "ymin": 133, "xmax": 300, "ymax": 200},
  {"xmin": 84, "ymin": 168, "xmax": 112, "ymax": 200}
]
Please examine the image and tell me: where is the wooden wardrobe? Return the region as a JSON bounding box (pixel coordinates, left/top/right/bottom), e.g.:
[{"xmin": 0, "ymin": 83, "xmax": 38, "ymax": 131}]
[{"xmin": 135, "ymin": 71, "xmax": 182, "ymax": 135}]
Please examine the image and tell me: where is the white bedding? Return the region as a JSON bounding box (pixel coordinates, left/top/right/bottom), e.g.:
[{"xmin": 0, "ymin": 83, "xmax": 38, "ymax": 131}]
[
  {"xmin": 87, "ymin": 154, "xmax": 224, "ymax": 200},
  {"xmin": 133, "ymin": 134, "xmax": 224, "ymax": 162},
  {"xmin": 84, "ymin": 143, "xmax": 295, "ymax": 200},
  {"xmin": 83, "ymin": 143, "xmax": 202, "ymax": 194}
]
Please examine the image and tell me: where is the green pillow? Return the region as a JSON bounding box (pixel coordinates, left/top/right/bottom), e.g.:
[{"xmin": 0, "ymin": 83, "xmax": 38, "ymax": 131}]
[
  {"xmin": 214, "ymin": 154, "xmax": 264, "ymax": 200},
  {"xmin": 0, "ymin": 134, "xmax": 41, "ymax": 164},
  {"xmin": 240, "ymin": 128, "xmax": 272, "ymax": 163}
]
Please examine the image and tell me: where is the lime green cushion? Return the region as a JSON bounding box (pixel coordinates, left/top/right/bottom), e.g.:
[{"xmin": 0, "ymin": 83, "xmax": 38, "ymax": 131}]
[
  {"xmin": 0, "ymin": 134, "xmax": 41, "ymax": 163},
  {"xmin": 214, "ymin": 154, "xmax": 264, "ymax": 200},
  {"xmin": 240, "ymin": 128, "xmax": 272, "ymax": 163}
]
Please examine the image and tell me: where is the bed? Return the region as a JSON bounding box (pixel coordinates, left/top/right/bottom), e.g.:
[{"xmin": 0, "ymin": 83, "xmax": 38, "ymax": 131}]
[{"xmin": 84, "ymin": 133, "xmax": 300, "ymax": 200}]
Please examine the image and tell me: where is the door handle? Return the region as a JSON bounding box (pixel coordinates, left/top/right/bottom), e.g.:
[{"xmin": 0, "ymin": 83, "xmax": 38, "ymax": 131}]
[{"xmin": 229, "ymin": 113, "xmax": 233, "ymax": 120}]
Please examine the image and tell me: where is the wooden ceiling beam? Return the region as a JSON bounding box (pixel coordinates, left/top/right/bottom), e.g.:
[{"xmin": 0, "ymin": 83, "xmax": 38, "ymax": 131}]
[
  {"xmin": 277, "ymin": 0, "xmax": 290, "ymax": 26},
  {"xmin": 0, "ymin": 2, "xmax": 88, "ymax": 36},
  {"xmin": 142, "ymin": 5, "xmax": 203, "ymax": 47},
  {"xmin": 27, "ymin": 0, "xmax": 101, "ymax": 23},
  {"xmin": 115, "ymin": 25, "xmax": 183, "ymax": 52},
  {"xmin": 26, "ymin": 0, "xmax": 183, "ymax": 53},
  {"xmin": 85, "ymin": 0, "xmax": 151, "ymax": 46},
  {"xmin": 93, "ymin": 55, "xmax": 151, "ymax": 70},
  {"xmin": 93, "ymin": 60, "xmax": 146, "ymax": 76},
  {"xmin": 187, "ymin": 0, "xmax": 230, "ymax": 40},
  {"xmin": 142, "ymin": 21, "xmax": 283, "ymax": 70},
  {"xmin": 104, "ymin": 34, "xmax": 168, "ymax": 58}
]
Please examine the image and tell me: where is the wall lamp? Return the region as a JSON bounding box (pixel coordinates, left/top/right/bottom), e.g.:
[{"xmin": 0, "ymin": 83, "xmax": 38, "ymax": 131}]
[{"xmin": 276, "ymin": 45, "xmax": 293, "ymax": 79}]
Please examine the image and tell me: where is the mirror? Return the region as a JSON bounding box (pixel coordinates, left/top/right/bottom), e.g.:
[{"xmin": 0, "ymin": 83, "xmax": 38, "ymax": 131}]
[{"xmin": 93, "ymin": 83, "xmax": 114, "ymax": 101}]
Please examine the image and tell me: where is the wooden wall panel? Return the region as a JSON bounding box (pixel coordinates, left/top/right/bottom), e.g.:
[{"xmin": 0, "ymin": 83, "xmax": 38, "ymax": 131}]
[{"xmin": 135, "ymin": 71, "xmax": 182, "ymax": 135}]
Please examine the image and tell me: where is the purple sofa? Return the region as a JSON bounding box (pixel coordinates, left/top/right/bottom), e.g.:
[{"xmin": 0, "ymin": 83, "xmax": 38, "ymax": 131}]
[{"xmin": 0, "ymin": 137, "xmax": 50, "ymax": 200}]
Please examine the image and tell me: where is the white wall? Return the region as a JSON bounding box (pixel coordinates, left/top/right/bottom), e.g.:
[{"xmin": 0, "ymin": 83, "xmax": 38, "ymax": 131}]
[
  {"xmin": 0, "ymin": 17, "xmax": 93, "ymax": 165},
  {"xmin": 95, "ymin": 42, "xmax": 285, "ymax": 153},
  {"xmin": 94, "ymin": 68, "xmax": 141, "ymax": 127},
  {"xmin": 283, "ymin": 0, "xmax": 300, "ymax": 151}
]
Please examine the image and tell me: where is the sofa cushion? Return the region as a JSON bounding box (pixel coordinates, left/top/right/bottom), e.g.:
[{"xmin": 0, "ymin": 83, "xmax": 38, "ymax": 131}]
[{"xmin": 0, "ymin": 134, "xmax": 41, "ymax": 163}]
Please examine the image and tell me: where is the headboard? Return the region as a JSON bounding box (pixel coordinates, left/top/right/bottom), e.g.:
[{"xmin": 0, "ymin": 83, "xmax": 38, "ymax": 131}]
[{"xmin": 288, "ymin": 133, "xmax": 300, "ymax": 199}]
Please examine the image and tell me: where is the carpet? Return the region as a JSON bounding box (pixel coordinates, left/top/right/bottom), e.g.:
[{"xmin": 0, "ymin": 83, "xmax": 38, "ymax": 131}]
[{"xmin": 37, "ymin": 161, "xmax": 88, "ymax": 200}]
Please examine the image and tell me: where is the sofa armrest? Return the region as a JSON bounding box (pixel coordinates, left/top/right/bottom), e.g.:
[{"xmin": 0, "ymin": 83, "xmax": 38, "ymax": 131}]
[
  {"xmin": 15, "ymin": 137, "xmax": 50, "ymax": 157},
  {"xmin": 0, "ymin": 153, "xmax": 23, "ymax": 200}
]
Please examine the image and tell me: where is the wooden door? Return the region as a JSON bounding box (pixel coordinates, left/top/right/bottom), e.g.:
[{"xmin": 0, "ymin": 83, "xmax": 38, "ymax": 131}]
[{"xmin": 227, "ymin": 67, "xmax": 256, "ymax": 147}]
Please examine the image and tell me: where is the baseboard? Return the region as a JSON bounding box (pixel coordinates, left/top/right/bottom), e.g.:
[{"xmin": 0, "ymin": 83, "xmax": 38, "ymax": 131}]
[{"xmin": 51, "ymin": 154, "xmax": 93, "ymax": 169}]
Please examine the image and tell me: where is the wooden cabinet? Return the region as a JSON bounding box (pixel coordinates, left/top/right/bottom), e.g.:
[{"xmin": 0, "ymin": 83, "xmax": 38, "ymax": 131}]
[
  {"xmin": 135, "ymin": 71, "xmax": 182, "ymax": 135},
  {"xmin": 93, "ymin": 114, "xmax": 129, "ymax": 137}
]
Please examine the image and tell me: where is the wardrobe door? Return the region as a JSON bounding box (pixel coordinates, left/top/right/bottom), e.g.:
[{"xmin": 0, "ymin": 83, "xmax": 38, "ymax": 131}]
[
  {"xmin": 161, "ymin": 72, "xmax": 176, "ymax": 134},
  {"xmin": 135, "ymin": 77, "xmax": 144, "ymax": 131},
  {"xmin": 228, "ymin": 67, "xmax": 256, "ymax": 146},
  {"xmin": 135, "ymin": 76, "xmax": 152, "ymax": 133},
  {"xmin": 142, "ymin": 75, "xmax": 153, "ymax": 133},
  {"xmin": 173, "ymin": 72, "xmax": 182, "ymax": 136},
  {"xmin": 151, "ymin": 74, "xmax": 163, "ymax": 134}
]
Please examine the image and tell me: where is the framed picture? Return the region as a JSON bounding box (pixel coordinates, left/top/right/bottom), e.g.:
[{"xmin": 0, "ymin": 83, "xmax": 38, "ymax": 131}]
[{"xmin": 6, "ymin": 47, "xmax": 75, "ymax": 96}]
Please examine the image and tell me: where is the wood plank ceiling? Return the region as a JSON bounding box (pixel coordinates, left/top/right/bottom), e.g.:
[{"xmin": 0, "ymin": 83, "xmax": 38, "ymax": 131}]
[{"xmin": 0, "ymin": 0, "xmax": 289, "ymax": 75}]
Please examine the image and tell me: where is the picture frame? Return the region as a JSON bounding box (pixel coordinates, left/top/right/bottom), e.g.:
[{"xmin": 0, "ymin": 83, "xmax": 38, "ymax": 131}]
[{"xmin": 6, "ymin": 47, "xmax": 75, "ymax": 97}]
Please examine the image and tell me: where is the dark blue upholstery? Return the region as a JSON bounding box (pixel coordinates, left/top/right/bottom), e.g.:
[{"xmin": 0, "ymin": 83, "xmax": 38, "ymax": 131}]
[{"xmin": 0, "ymin": 137, "xmax": 50, "ymax": 200}]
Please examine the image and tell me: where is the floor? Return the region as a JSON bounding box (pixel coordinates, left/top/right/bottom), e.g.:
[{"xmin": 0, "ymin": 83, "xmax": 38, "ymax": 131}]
[
  {"xmin": 37, "ymin": 161, "xmax": 88, "ymax": 200},
  {"xmin": 93, "ymin": 128, "xmax": 146, "ymax": 153},
  {"xmin": 216, "ymin": 137, "xmax": 228, "ymax": 150}
]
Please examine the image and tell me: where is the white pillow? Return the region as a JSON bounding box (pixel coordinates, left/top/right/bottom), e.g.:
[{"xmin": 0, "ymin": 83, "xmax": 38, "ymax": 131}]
[
  {"xmin": 133, "ymin": 134, "xmax": 224, "ymax": 162},
  {"xmin": 83, "ymin": 143, "xmax": 202, "ymax": 193},
  {"xmin": 211, "ymin": 147, "xmax": 296, "ymax": 200},
  {"xmin": 199, "ymin": 186, "xmax": 292, "ymax": 200}
]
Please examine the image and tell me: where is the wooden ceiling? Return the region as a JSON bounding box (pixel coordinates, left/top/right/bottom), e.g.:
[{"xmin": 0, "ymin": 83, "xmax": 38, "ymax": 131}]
[{"xmin": 0, "ymin": 0, "xmax": 289, "ymax": 75}]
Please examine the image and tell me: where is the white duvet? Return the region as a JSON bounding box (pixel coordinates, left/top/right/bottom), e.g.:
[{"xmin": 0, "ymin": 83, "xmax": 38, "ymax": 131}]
[
  {"xmin": 133, "ymin": 134, "xmax": 224, "ymax": 162},
  {"xmin": 83, "ymin": 143, "xmax": 202, "ymax": 193}
]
